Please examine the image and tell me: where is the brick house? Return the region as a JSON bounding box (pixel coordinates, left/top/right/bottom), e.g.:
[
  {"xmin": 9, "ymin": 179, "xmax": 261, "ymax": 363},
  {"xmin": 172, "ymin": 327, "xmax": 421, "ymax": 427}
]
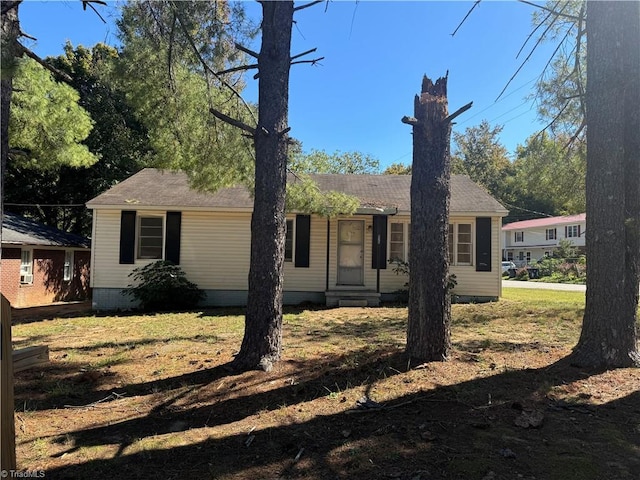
[{"xmin": 1, "ymin": 212, "xmax": 91, "ymax": 307}]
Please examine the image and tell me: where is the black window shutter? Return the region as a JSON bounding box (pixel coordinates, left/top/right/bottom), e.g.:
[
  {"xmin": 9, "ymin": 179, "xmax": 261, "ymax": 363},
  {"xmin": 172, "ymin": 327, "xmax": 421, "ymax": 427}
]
[
  {"xmin": 165, "ymin": 211, "xmax": 182, "ymax": 265},
  {"xmin": 119, "ymin": 211, "xmax": 136, "ymax": 264},
  {"xmin": 294, "ymin": 214, "xmax": 311, "ymax": 267},
  {"xmin": 476, "ymin": 217, "xmax": 492, "ymax": 272},
  {"xmin": 372, "ymin": 215, "xmax": 388, "ymax": 269}
]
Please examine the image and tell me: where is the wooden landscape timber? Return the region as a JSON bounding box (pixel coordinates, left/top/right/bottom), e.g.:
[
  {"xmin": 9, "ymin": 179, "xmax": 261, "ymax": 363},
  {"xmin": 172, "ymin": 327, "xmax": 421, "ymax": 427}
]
[
  {"xmin": 12, "ymin": 345, "xmax": 49, "ymax": 374},
  {"xmin": 1, "ymin": 294, "xmax": 16, "ymax": 471}
]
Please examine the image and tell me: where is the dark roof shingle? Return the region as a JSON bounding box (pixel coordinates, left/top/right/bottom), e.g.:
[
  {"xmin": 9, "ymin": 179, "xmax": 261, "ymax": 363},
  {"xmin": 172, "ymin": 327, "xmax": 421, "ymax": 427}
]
[
  {"xmin": 87, "ymin": 168, "xmax": 507, "ymax": 215},
  {"xmin": 2, "ymin": 212, "xmax": 90, "ymax": 248}
]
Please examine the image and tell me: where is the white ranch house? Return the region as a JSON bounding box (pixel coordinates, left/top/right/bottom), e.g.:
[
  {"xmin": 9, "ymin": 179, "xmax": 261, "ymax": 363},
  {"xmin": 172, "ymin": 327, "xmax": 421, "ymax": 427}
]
[
  {"xmin": 87, "ymin": 168, "xmax": 508, "ymax": 310},
  {"xmin": 502, "ymin": 213, "xmax": 586, "ymax": 266}
]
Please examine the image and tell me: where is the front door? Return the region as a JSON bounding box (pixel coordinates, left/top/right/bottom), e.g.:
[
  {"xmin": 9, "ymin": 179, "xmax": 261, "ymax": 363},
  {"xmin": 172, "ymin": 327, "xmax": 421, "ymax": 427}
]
[{"xmin": 338, "ymin": 220, "xmax": 364, "ymax": 285}]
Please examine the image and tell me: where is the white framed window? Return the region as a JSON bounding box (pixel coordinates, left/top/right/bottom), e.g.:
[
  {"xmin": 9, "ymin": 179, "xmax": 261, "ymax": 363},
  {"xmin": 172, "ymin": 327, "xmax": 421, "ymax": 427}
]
[
  {"xmin": 449, "ymin": 223, "xmax": 473, "ymax": 266},
  {"xmin": 389, "ymin": 223, "xmax": 406, "ymax": 261},
  {"xmin": 514, "ymin": 231, "xmax": 524, "ymax": 242},
  {"xmin": 544, "ymin": 251, "xmax": 552, "ymax": 257},
  {"xmin": 566, "ymin": 225, "xmax": 579, "ymax": 238},
  {"xmin": 285, "ymin": 219, "xmax": 294, "ymax": 262},
  {"xmin": 138, "ymin": 216, "xmax": 164, "ymax": 259},
  {"xmin": 546, "ymin": 228, "xmax": 557, "ymax": 240},
  {"xmin": 518, "ymin": 251, "xmax": 524, "ymax": 261},
  {"xmin": 20, "ymin": 249, "xmax": 33, "ymax": 284},
  {"xmin": 507, "ymin": 251, "xmax": 514, "ymax": 261},
  {"xmin": 526, "ymin": 252, "xmax": 531, "ymax": 264},
  {"xmin": 63, "ymin": 250, "xmax": 74, "ymax": 281}
]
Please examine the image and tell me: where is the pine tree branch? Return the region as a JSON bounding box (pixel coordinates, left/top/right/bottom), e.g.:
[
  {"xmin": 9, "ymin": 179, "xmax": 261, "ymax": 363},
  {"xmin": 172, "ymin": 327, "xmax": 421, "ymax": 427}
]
[
  {"xmin": 17, "ymin": 43, "xmax": 73, "ymax": 83},
  {"xmin": 290, "ymin": 47, "xmax": 317, "ymax": 62},
  {"xmin": 539, "ymin": 25, "xmax": 574, "ymax": 81},
  {"xmin": 235, "ymin": 43, "xmax": 259, "ymax": 59},
  {"xmin": 290, "ymin": 57, "xmax": 324, "ymax": 67},
  {"xmin": 564, "ymin": 118, "xmax": 586, "ymax": 150},
  {"xmin": 19, "ymin": 30, "xmax": 37, "ymax": 41},
  {"xmin": 209, "ymin": 107, "xmax": 256, "ymax": 136},
  {"xmin": 516, "ymin": 8, "xmax": 552, "ymax": 59},
  {"xmin": 451, "ymin": 0, "xmax": 481, "ymax": 37},
  {"xmin": 573, "ymin": 3, "xmax": 586, "ymax": 119},
  {"xmin": 217, "ymin": 63, "xmax": 259, "ymax": 76},
  {"xmin": 444, "ymin": 101, "xmax": 473, "ymax": 123},
  {"xmin": 81, "ymin": 0, "xmax": 107, "ymax": 23},
  {"xmin": 294, "ymin": 1, "xmax": 324, "ymax": 13},
  {"xmin": 170, "ymin": 4, "xmax": 258, "ymax": 126},
  {"xmin": 517, "ymin": 0, "xmax": 580, "ymax": 22},
  {"xmin": 496, "ymin": 1, "xmax": 571, "ymax": 102},
  {"xmin": 534, "ymin": 100, "xmax": 570, "ymax": 140}
]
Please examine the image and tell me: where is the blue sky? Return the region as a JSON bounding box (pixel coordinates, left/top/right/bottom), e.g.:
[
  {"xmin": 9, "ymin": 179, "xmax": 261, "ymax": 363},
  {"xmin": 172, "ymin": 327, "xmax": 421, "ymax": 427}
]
[{"xmin": 19, "ymin": 1, "xmax": 557, "ymax": 169}]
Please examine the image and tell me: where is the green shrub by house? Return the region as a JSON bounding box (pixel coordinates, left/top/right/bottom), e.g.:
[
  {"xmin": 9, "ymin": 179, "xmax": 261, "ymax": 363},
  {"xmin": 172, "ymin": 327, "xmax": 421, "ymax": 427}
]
[{"xmin": 124, "ymin": 261, "xmax": 205, "ymax": 311}]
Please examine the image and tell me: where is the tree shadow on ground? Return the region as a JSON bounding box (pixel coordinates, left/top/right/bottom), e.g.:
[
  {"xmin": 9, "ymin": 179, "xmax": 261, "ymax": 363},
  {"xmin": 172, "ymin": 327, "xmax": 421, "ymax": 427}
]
[{"xmin": 36, "ymin": 353, "xmax": 640, "ymax": 480}]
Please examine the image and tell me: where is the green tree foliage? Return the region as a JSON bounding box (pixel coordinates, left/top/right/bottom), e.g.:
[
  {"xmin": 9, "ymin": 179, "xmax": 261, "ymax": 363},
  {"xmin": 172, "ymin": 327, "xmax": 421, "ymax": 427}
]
[
  {"xmin": 115, "ymin": 0, "xmax": 257, "ymax": 192},
  {"xmin": 5, "ymin": 44, "xmax": 152, "ymax": 235},
  {"xmin": 383, "ymin": 162, "xmax": 412, "ymax": 175},
  {"xmin": 532, "ymin": 1, "xmax": 586, "ymax": 140},
  {"xmin": 8, "ymin": 57, "xmax": 96, "ymax": 169},
  {"xmin": 452, "ymin": 120, "xmax": 512, "ymax": 202},
  {"xmin": 286, "ymin": 175, "xmax": 359, "ymax": 217},
  {"xmin": 511, "ymin": 132, "xmax": 585, "ymax": 216},
  {"xmin": 285, "ymin": 148, "xmax": 377, "ymax": 216},
  {"xmin": 289, "ymin": 149, "xmax": 380, "ymax": 174}
]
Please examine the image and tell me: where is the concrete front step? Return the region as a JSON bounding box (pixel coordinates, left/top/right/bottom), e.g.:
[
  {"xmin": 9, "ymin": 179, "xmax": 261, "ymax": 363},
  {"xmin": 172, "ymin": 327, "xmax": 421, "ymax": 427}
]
[{"xmin": 325, "ymin": 290, "xmax": 380, "ymax": 307}]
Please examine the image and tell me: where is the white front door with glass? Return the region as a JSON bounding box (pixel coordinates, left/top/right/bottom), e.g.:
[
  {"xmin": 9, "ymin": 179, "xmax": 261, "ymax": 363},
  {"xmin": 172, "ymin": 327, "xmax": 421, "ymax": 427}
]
[{"xmin": 338, "ymin": 220, "xmax": 364, "ymax": 285}]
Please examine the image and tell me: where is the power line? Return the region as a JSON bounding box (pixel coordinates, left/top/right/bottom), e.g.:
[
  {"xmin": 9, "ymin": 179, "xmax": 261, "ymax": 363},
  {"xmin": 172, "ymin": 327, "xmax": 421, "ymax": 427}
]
[
  {"xmin": 501, "ymin": 200, "xmax": 554, "ymax": 219},
  {"xmin": 457, "ymin": 76, "xmax": 538, "ymax": 127}
]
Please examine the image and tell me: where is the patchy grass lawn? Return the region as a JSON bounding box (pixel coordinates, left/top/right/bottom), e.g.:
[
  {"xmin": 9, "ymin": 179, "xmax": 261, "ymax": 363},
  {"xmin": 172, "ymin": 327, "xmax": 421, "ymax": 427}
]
[{"xmin": 11, "ymin": 289, "xmax": 640, "ymax": 480}]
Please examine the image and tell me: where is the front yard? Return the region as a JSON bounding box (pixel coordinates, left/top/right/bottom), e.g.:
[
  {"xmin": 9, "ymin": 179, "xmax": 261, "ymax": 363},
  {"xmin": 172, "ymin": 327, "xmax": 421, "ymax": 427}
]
[{"xmin": 11, "ymin": 290, "xmax": 640, "ymax": 480}]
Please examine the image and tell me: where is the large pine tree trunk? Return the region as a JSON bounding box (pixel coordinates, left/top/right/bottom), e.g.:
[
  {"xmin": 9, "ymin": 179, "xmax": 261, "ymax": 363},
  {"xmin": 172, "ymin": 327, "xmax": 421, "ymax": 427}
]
[
  {"xmin": 406, "ymin": 75, "xmax": 452, "ymax": 362},
  {"xmin": 571, "ymin": 1, "xmax": 640, "ymax": 368},
  {"xmin": 232, "ymin": 1, "xmax": 293, "ymax": 372},
  {"xmin": 1, "ymin": 1, "xmax": 21, "ymax": 244}
]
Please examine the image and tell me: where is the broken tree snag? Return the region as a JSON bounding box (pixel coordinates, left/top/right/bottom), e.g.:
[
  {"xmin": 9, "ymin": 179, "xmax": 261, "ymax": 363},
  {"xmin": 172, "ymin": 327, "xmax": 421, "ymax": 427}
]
[{"xmin": 405, "ymin": 74, "xmax": 454, "ymax": 363}]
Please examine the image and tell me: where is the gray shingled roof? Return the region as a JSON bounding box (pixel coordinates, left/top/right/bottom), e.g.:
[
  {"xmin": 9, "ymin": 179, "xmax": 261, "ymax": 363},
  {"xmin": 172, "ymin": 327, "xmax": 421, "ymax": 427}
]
[
  {"xmin": 2, "ymin": 212, "xmax": 90, "ymax": 248},
  {"xmin": 87, "ymin": 168, "xmax": 507, "ymax": 215}
]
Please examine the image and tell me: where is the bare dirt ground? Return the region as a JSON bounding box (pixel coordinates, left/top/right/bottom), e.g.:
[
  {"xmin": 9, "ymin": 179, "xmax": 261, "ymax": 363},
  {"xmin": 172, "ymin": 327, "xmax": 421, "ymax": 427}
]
[{"xmin": 11, "ymin": 294, "xmax": 640, "ymax": 480}]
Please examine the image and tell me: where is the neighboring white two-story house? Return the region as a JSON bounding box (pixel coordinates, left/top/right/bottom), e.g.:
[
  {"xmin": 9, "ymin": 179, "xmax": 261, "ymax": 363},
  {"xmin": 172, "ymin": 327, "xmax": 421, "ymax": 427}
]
[{"xmin": 502, "ymin": 213, "xmax": 585, "ymax": 266}]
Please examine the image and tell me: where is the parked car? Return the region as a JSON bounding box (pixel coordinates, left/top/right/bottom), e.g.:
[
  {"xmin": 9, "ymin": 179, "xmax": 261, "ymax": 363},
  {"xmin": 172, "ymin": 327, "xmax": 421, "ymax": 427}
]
[{"xmin": 501, "ymin": 261, "xmax": 517, "ymax": 274}]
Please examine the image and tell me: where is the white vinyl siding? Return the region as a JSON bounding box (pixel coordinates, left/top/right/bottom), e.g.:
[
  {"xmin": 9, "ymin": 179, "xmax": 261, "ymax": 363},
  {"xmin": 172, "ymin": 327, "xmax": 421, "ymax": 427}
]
[
  {"xmin": 381, "ymin": 216, "xmax": 502, "ymax": 299},
  {"xmin": 91, "ymin": 210, "xmax": 503, "ymax": 301}
]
